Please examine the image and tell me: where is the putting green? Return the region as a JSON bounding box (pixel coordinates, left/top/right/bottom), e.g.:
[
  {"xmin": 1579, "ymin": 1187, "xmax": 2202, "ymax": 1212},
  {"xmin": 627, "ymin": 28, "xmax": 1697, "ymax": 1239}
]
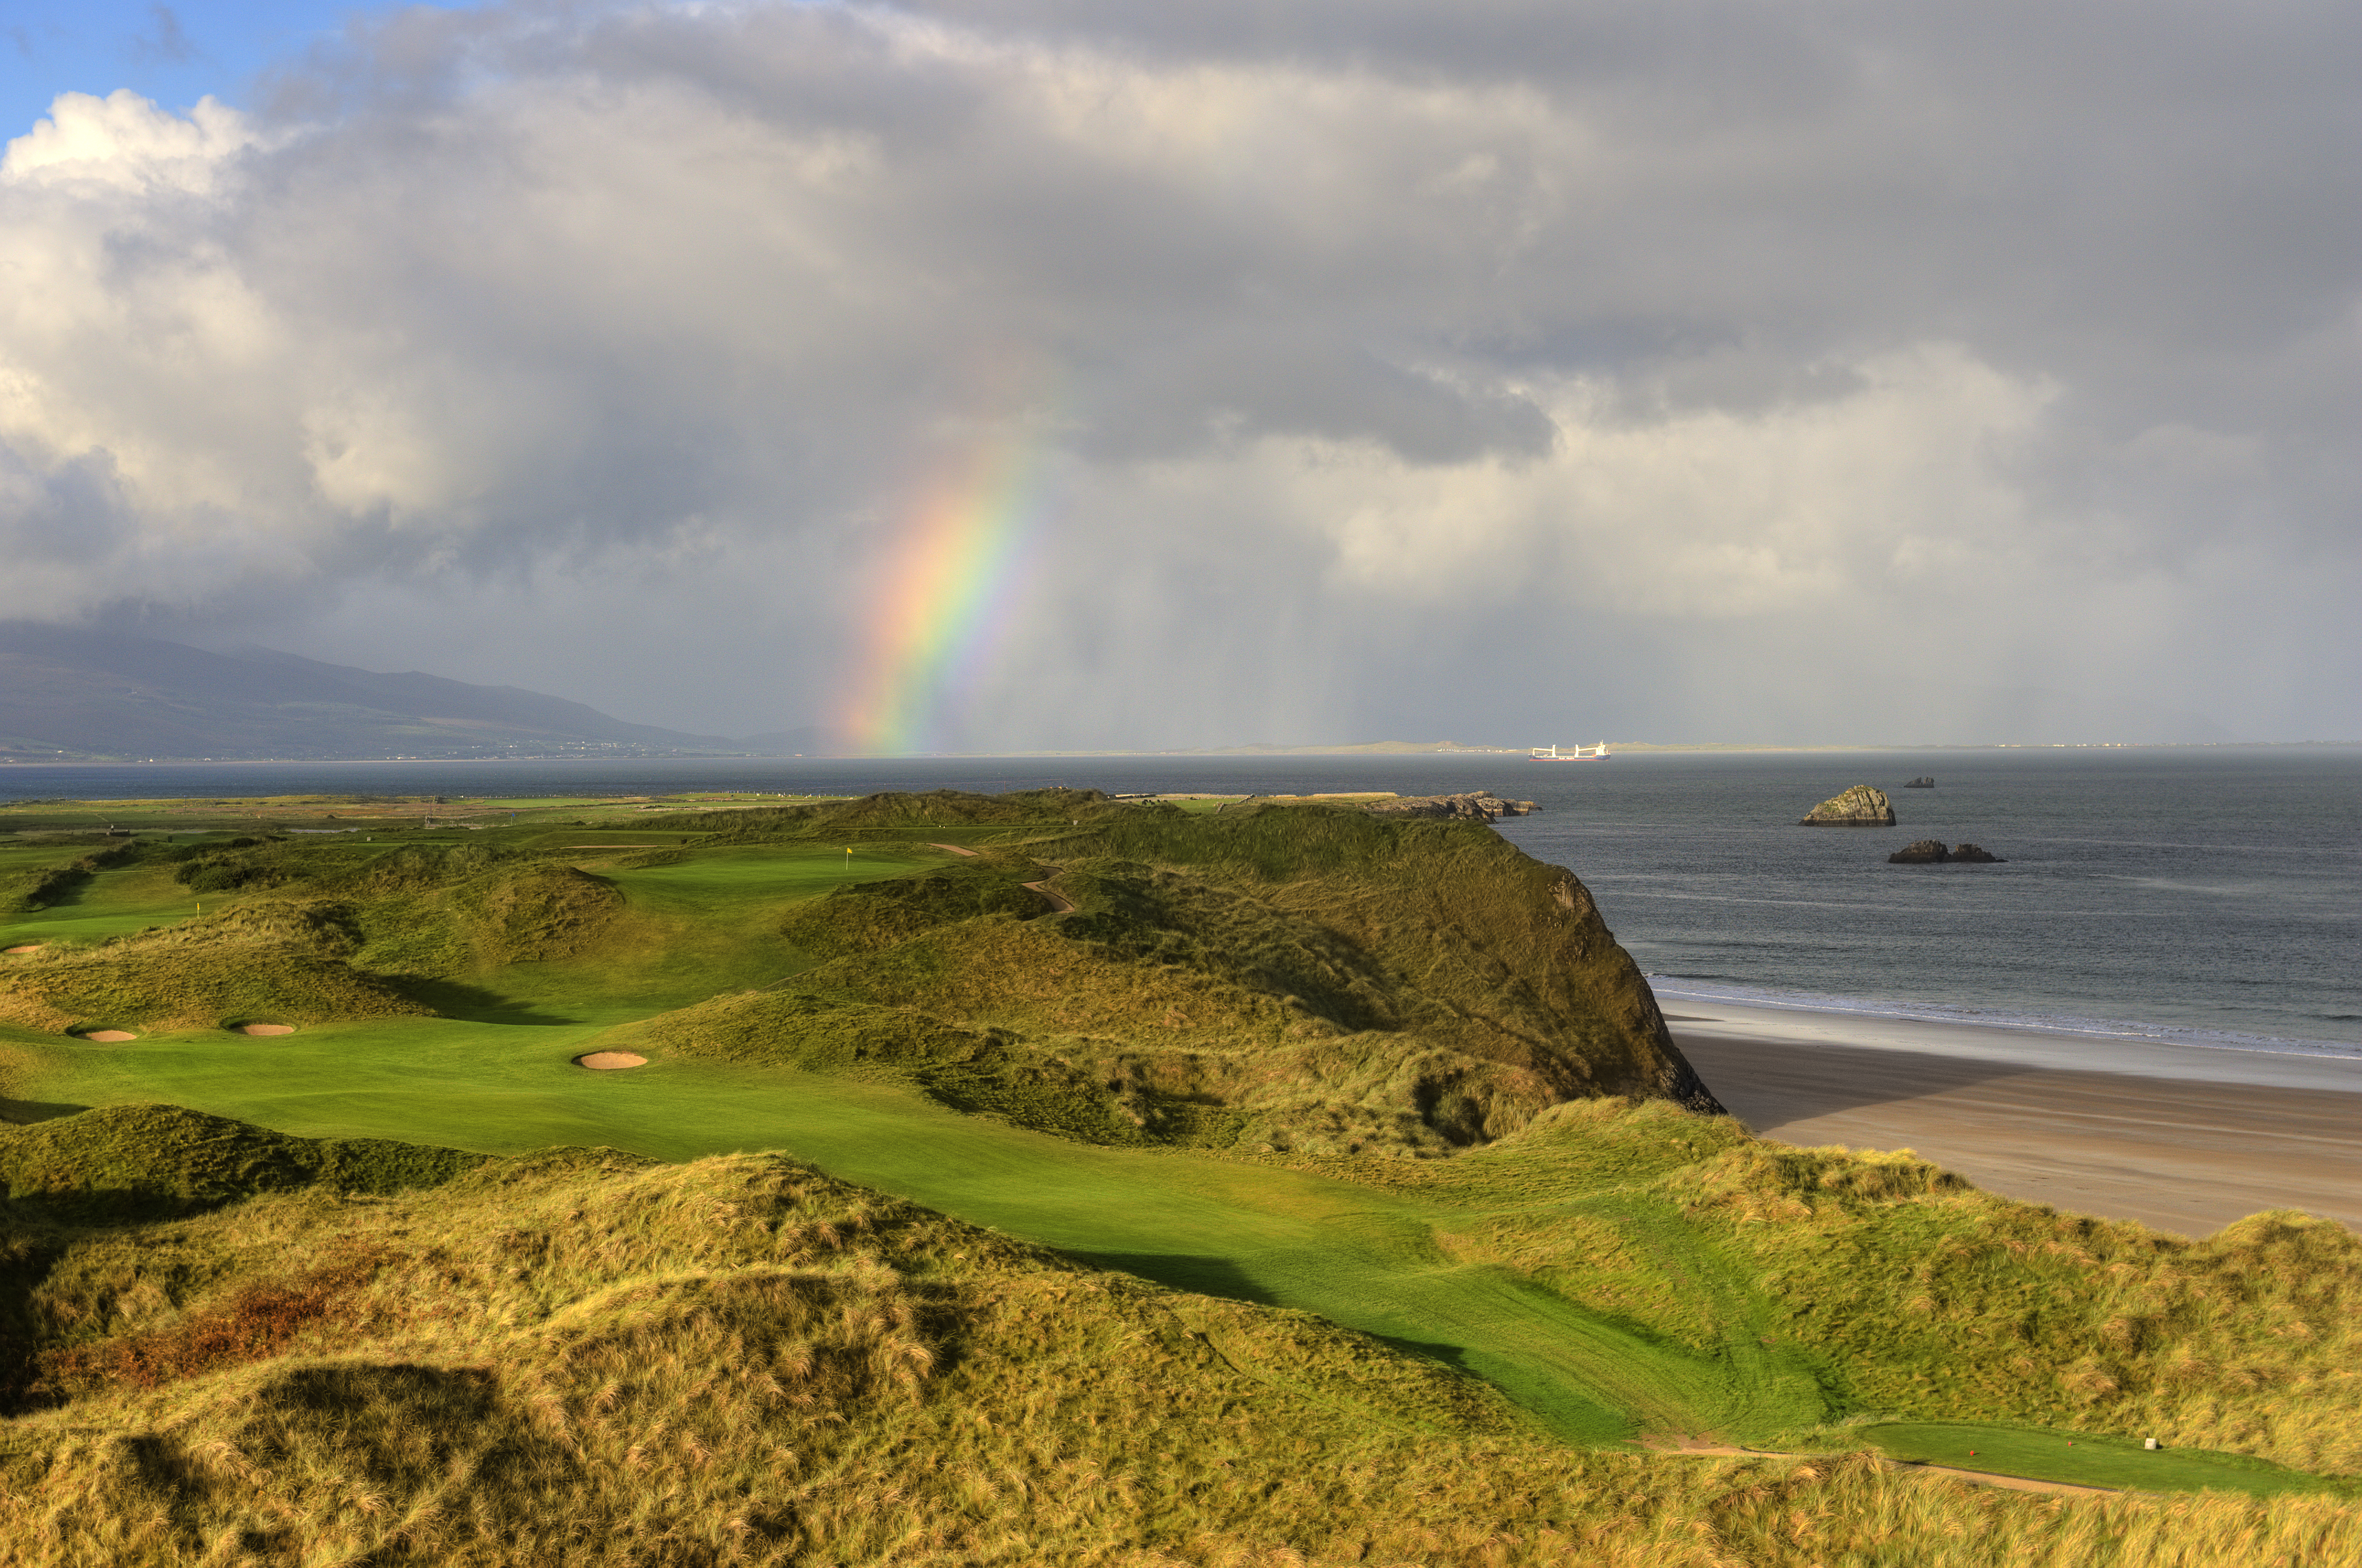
[{"xmin": 1, "ymin": 858, "xmax": 210, "ymax": 947}]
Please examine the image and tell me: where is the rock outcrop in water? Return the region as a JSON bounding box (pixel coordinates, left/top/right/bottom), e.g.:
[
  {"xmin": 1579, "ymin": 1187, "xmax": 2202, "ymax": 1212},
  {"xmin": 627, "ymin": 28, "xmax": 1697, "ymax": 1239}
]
[
  {"xmin": 1799, "ymin": 785, "xmax": 1896, "ymax": 826},
  {"xmin": 1888, "ymin": 840, "xmax": 2005, "ymax": 864}
]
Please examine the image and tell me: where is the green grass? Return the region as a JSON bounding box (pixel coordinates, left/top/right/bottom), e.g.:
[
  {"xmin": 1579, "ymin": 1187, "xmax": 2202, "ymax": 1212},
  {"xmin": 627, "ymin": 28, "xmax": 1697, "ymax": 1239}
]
[
  {"xmin": 11, "ymin": 1029, "xmax": 1752, "ymax": 1443},
  {"xmin": 1858, "ymin": 1421, "xmax": 2358, "ymax": 1499},
  {"xmin": 18, "ymin": 1028, "xmax": 2354, "ymax": 1487},
  {"xmin": 0, "ymin": 859, "xmax": 200, "ymax": 948},
  {"xmin": 18, "ymin": 1132, "xmax": 2359, "ymax": 1566},
  {"xmin": 5, "ymin": 1117, "xmax": 2358, "ymax": 1566},
  {"xmin": 2, "ymin": 790, "xmax": 2357, "ymax": 1516}
]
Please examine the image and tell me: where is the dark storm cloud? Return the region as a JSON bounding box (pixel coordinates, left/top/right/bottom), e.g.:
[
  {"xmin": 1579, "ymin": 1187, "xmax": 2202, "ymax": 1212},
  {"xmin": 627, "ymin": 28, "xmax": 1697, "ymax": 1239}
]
[{"xmin": 0, "ymin": 1, "xmax": 2353, "ymax": 743}]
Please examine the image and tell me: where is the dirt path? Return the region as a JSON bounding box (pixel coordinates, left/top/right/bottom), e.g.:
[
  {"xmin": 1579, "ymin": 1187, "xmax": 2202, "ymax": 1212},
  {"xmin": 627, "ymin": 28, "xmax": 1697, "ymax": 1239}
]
[
  {"xmin": 1024, "ymin": 876, "xmax": 1076, "ymax": 914},
  {"xmin": 922, "ymin": 840, "xmax": 1068, "ymax": 909},
  {"xmin": 1644, "ymin": 1438, "xmax": 2117, "ymax": 1497}
]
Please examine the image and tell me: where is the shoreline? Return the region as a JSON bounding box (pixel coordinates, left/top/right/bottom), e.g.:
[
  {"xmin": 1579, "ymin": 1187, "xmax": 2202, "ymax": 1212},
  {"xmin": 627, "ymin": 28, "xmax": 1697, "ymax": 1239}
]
[
  {"xmin": 1665, "ymin": 998, "xmax": 2362, "ymax": 1238},
  {"xmin": 1657, "ymin": 994, "xmax": 2362, "ymax": 1093}
]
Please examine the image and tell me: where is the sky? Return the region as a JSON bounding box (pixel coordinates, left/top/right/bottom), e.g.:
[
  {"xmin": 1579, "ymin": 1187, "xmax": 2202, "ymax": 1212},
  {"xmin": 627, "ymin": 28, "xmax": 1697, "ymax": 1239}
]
[{"xmin": 1, "ymin": 1, "xmax": 2356, "ymax": 751}]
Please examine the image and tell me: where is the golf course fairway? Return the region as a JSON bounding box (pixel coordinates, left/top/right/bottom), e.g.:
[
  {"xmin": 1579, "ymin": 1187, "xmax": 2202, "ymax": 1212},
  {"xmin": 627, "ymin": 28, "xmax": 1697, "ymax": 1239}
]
[
  {"xmin": 17, "ymin": 1010, "xmax": 1818, "ymax": 1447},
  {"xmin": 5, "ymin": 799, "xmax": 2356, "ymax": 1507}
]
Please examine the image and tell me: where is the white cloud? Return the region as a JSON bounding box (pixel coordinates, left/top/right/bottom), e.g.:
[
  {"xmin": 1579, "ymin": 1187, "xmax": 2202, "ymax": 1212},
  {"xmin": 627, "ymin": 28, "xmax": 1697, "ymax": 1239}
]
[
  {"xmin": 2, "ymin": 89, "xmax": 267, "ymax": 192},
  {"xmin": 0, "ymin": 1, "xmax": 2353, "ymax": 743}
]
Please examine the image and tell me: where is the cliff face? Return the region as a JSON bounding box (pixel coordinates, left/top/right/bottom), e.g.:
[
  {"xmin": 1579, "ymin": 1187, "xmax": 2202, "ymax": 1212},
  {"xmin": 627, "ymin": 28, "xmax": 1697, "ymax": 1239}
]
[
  {"xmin": 626, "ymin": 798, "xmax": 1723, "ymax": 1156},
  {"xmin": 1361, "ymin": 791, "xmax": 1538, "ymax": 821},
  {"xmin": 1800, "ymin": 785, "xmax": 1896, "ymax": 825}
]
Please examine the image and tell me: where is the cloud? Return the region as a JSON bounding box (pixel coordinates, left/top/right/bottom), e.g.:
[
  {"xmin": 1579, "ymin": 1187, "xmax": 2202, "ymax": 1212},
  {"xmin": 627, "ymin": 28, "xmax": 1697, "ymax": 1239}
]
[{"xmin": 0, "ymin": 1, "xmax": 2354, "ymax": 744}]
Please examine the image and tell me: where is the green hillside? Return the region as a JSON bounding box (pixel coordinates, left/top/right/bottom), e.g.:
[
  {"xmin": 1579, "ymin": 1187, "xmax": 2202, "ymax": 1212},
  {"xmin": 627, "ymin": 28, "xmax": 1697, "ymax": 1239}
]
[
  {"xmin": 1, "ymin": 788, "xmax": 2358, "ymax": 1562},
  {"xmin": 3, "ymin": 1107, "xmax": 2355, "ymax": 1566}
]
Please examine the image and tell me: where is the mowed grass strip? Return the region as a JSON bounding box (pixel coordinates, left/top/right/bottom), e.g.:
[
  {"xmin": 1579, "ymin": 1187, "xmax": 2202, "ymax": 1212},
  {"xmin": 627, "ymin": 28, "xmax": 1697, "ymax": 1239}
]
[
  {"xmin": 4, "ymin": 871, "xmax": 212, "ymax": 948},
  {"xmin": 17, "ymin": 1009, "xmax": 1767, "ymax": 1444},
  {"xmin": 1859, "ymin": 1421, "xmax": 2359, "ymax": 1499}
]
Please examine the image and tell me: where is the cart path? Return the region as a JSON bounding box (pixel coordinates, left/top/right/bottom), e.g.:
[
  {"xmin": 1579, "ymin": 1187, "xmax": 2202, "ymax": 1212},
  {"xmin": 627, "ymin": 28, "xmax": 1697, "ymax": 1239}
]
[{"xmin": 1645, "ymin": 1438, "xmax": 2118, "ymax": 1497}]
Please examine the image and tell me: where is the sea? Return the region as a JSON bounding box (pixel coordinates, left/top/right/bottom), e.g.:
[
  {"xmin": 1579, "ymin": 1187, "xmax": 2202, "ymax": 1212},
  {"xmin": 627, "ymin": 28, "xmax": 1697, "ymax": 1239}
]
[{"xmin": 4, "ymin": 748, "xmax": 2355, "ymax": 1060}]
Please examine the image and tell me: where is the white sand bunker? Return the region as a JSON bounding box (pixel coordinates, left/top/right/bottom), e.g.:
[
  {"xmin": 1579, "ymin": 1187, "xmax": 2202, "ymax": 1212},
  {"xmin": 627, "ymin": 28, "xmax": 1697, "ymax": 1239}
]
[
  {"xmin": 80, "ymin": 1029, "xmax": 137, "ymax": 1043},
  {"xmin": 574, "ymin": 1051, "xmax": 647, "ymax": 1071},
  {"xmin": 234, "ymin": 1023, "xmax": 296, "ymax": 1037},
  {"xmin": 4, "ymin": 944, "xmax": 40, "ymax": 955}
]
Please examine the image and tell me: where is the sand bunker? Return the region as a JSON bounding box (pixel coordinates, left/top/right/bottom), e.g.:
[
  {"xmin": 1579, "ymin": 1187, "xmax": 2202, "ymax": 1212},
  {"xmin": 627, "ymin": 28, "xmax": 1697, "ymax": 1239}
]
[
  {"xmin": 79, "ymin": 1029, "xmax": 137, "ymax": 1043},
  {"xmin": 574, "ymin": 1051, "xmax": 647, "ymax": 1071},
  {"xmin": 3, "ymin": 944, "xmax": 40, "ymax": 955},
  {"xmin": 234, "ymin": 1023, "xmax": 296, "ymax": 1037}
]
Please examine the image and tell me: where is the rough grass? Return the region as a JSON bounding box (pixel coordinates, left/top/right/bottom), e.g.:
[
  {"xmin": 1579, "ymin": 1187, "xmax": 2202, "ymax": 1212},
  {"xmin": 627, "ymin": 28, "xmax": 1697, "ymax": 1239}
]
[
  {"xmin": 0, "ymin": 915, "xmax": 428, "ymax": 1034},
  {"xmin": 0, "ymin": 848, "xmax": 628, "ymax": 1033},
  {"xmin": 1657, "ymin": 1145, "xmax": 2362, "ymax": 1474},
  {"xmin": 6, "ymin": 791, "xmax": 2360, "ymax": 1548},
  {"xmin": 0, "ymin": 1104, "xmax": 485, "ymax": 1220},
  {"xmin": 5, "ymin": 1114, "xmax": 2358, "ymax": 1566},
  {"xmin": 9, "ymin": 797, "xmax": 1709, "ymax": 1155},
  {"xmin": 643, "ymin": 804, "xmax": 1718, "ymax": 1158},
  {"xmin": 648, "ymin": 786, "xmax": 1120, "ymax": 836}
]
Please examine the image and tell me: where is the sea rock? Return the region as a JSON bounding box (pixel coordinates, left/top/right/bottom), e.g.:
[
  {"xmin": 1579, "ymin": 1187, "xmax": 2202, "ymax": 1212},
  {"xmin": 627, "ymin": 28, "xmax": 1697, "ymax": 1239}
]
[
  {"xmin": 1365, "ymin": 791, "xmax": 1538, "ymax": 822},
  {"xmin": 1799, "ymin": 785, "xmax": 1896, "ymax": 826},
  {"xmin": 1903, "ymin": 776, "xmax": 1936, "ymax": 788},
  {"xmin": 1886, "ymin": 841, "xmax": 2007, "ymax": 864}
]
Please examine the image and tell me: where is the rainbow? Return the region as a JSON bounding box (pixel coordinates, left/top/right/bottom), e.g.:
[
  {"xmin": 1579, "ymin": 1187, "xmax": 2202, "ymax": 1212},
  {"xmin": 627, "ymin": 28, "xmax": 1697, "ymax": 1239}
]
[{"xmin": 836, "ymin": 427, "xmax": 1048, "ymax": 755}]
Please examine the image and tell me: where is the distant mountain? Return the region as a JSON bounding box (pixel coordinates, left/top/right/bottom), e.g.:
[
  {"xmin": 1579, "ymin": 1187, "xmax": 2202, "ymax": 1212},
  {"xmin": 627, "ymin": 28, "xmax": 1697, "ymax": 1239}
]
[{"xmin": 0, "ymin": 624, "xmax": 763, "ymax": 761}]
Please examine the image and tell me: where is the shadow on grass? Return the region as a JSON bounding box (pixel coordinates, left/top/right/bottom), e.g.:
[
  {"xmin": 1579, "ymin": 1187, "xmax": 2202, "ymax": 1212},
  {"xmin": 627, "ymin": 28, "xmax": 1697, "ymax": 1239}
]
[
  {"xmin": 1070, "ymin": 1252, "xmax": 1280, "ymax": 1306},
  {"xmin": 396, "ymin": 978, "xmax": 583, "ymax": 1026},
  {"xmin": 1365, "ymin": 1333, "xmax": 1478, "ymax": 1374},
  {"xmin": 1, "ymin": 1097, "xmax": 91, "ymax": 1126}
]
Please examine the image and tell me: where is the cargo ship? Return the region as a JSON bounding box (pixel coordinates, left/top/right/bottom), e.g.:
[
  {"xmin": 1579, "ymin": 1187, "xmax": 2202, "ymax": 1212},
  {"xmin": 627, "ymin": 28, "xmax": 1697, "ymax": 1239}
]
[{"xmin": 1530, "ymin": 743, "xmax": 1611, "ymax": 760}]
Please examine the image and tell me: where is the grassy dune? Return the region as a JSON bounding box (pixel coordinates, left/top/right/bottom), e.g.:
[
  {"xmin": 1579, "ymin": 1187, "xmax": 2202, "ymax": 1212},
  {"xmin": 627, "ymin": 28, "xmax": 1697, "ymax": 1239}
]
[
  {"xmin": 5, "ymin": 1109, "xmax": 2359, "ymax": 1567},
  {"xmin": 2, "ymin": 788, "xmax": 2358, "ymax": 1561}
]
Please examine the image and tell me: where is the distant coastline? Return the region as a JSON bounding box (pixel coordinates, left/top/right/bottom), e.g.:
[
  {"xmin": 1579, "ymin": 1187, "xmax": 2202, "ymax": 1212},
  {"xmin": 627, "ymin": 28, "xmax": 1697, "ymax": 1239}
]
[{"xmin": 4, "ymin": 738, "xmax": 2356, "ymax": 765}]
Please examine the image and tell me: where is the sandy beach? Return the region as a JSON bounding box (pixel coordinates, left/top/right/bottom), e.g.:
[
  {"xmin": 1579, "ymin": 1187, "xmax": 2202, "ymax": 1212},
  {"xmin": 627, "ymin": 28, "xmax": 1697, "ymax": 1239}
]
[{"xmin": 1667, "ymin": 1000, "xmax": 2362, "ymax": 1238}]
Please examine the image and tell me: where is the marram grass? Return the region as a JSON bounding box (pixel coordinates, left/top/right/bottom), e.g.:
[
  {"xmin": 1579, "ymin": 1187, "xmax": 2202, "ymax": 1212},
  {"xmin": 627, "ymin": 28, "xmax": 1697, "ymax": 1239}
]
[
  {"xmin": 4, "ymin": 1109, "xmax": 2358, "ymax": 1567},
  {"xmin": 2, "ymin": 790, "xmax": 2359, "ymax": 1562}
]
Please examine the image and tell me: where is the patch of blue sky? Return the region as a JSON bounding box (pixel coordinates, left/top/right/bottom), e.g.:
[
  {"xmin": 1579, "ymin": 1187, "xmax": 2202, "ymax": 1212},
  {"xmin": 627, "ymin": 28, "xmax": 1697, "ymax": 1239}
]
[{"xmin": 2, "ymin": 1, "xmax": 381, "ymax": 140}]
